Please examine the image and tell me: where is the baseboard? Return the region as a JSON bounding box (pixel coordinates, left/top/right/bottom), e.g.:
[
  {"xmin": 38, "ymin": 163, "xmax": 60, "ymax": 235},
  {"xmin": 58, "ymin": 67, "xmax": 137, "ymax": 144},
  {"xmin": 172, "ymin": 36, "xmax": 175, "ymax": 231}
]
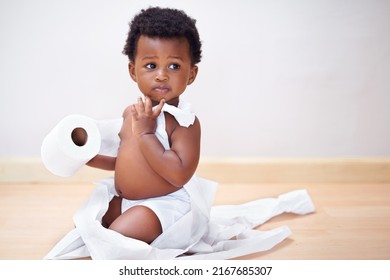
[
  {"xmin": 197, "ymin": 157, "xmax": 390, "ymax": 183},
  {"xmin": 1, "ymin": 157, "xmax": 390, "ymax": 184}
]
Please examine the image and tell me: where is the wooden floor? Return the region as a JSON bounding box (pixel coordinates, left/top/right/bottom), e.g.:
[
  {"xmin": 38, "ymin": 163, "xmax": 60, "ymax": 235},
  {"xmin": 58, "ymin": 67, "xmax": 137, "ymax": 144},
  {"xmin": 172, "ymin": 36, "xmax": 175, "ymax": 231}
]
[{"xmin": 0, "ymin": 182, "xmax": 389, "ymax": 260}]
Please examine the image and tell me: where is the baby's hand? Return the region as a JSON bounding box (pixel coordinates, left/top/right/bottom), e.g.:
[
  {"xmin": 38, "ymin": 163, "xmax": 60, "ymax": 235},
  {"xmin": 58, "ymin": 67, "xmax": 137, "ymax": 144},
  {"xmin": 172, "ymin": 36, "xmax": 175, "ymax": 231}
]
[{"xmin": 131, "ymin": 97, "xmax": 165, "ymax": 137}]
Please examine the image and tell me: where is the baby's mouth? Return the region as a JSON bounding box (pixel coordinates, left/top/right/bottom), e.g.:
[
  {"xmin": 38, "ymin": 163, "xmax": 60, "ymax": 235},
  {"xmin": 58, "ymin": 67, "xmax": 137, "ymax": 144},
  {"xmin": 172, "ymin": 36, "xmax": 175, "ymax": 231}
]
[{"xmin": 153, "ymin": 86, "xmax": 170, "ymax": 94}]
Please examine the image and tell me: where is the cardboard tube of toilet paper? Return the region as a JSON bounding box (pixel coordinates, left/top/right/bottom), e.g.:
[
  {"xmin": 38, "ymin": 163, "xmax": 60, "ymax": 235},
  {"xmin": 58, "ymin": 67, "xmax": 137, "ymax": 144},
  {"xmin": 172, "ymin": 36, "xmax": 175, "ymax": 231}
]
[{"xmin": 41, "ymin": 114, "xmax": 101, "ymax": 177}]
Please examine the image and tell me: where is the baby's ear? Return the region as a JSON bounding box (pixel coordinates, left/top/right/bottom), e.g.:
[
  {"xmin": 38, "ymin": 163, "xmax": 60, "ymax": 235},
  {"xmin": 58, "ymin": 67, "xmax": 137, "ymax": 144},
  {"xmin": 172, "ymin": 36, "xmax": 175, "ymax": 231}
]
[
  {"xmin": 187, "ymin": 65, "xmax": 198, "ymax": 85},
  {"xmin": 128, "ymin": 62, "xmax": 137, "ymax": 82}
]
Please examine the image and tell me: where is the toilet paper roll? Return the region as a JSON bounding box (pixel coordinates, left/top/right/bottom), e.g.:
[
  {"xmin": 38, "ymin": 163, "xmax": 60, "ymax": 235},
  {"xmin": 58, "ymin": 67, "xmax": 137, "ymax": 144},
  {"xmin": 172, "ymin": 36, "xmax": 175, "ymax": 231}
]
[{"xmin": 41, "ymin": 114, "xmax": 101, "ymax": 177}]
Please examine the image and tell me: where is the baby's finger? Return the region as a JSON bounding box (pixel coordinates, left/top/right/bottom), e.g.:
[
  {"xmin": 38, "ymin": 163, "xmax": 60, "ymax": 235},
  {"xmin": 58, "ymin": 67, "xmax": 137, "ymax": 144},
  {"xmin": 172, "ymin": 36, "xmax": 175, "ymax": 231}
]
[
  {"xmin": 153, "ymin": 99, "xmax": 165, "ymax": 118},
  {"xmin": 137, "ymin": 96, "xmax": 145, "ymax": 112},
  {"xmin": 145, "ymin": 96, "xmax": 153, "ymax": 114},
  {"xmin": 130, "ymin": 104, "xmax": 138, "ymax": 119}
]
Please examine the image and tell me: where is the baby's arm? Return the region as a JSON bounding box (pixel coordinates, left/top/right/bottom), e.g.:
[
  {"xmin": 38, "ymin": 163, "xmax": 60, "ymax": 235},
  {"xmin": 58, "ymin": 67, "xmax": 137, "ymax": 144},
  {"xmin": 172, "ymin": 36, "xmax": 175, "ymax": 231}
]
[
  {"xmin": 131, "ymin": 97, "xmax": 200, "ymax": 187},
  {"xmin": 87, "ymin": 155, "xmax": 116, "ymax": 170}
]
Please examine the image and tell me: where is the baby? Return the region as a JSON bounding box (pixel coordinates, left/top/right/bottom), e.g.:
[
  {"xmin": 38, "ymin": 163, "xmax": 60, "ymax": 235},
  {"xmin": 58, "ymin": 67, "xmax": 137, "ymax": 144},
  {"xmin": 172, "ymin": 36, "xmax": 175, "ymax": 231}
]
[{"xmin": 85, "ymin": 7, "xmax": 202, "ymax": 244}]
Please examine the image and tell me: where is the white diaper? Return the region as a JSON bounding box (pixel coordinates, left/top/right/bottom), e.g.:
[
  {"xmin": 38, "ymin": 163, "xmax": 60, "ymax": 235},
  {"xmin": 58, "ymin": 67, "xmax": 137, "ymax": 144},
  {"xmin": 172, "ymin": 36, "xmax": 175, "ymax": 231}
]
[{"xmin": 121, "ymin": 187, "xmax": 191, "ymax": 232}]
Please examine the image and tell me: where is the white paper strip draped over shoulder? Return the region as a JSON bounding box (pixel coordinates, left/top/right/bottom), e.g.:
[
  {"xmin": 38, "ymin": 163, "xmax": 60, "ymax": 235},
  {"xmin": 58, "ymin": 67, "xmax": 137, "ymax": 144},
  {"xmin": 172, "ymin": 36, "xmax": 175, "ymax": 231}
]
[{"xmin": 43, "ymin": 100, "xmax": 315, "ymax": 260}]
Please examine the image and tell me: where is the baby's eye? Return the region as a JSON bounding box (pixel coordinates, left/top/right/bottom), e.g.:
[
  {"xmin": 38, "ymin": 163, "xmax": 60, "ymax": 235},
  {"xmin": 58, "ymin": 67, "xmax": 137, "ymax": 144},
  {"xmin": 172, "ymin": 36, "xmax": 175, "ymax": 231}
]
[
  {"xmin": 145, "ymin": 63, "xmax": 156, "ymax": 69},
  {"xmin": 168, "ymin": 63, "xmax": 180, "ymax": 70}
]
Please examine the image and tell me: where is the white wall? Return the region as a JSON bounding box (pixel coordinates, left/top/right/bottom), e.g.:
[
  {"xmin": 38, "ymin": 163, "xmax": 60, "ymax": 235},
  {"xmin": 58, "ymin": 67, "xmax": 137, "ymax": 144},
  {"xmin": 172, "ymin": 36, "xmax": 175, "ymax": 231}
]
[{"xmin": 1, "ymin": 0, "xmax": 389, "ymax": 157}]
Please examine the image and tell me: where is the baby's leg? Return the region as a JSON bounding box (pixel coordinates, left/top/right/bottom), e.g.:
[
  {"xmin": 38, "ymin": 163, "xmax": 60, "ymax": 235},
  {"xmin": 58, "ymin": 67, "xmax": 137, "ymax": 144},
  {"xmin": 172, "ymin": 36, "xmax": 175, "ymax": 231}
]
[
  {"xmin": 109, "ymin": 206, "xmax": 162, "ymax": 244},
  {"xmin": 102, "ymin": 196, "xmax": 122, "ymax": 228}
]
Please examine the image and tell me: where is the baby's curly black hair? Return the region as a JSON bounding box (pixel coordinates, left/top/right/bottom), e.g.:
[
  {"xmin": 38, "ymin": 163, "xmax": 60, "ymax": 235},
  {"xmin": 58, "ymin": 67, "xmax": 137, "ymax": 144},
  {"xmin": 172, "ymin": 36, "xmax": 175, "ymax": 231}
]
[{"xmin": 122, "ymin": 7, "xmax": 202, "ymax": 65}]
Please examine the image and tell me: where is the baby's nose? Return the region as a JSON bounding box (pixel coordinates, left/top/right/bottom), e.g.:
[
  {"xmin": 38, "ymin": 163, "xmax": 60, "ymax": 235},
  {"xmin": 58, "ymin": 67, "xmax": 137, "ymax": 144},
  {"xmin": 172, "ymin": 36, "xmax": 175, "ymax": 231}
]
[{"xmin": 155, "ymin": 68, "xmax": 168, "ymax": 81}]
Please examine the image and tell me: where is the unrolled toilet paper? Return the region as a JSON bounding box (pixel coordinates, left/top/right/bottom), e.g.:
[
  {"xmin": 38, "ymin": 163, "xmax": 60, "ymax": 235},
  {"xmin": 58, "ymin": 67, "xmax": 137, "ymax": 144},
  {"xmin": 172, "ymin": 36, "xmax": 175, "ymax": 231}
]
[{"xmin": 41, "ymin": 114, "xmax": 101, "ymax": 177}]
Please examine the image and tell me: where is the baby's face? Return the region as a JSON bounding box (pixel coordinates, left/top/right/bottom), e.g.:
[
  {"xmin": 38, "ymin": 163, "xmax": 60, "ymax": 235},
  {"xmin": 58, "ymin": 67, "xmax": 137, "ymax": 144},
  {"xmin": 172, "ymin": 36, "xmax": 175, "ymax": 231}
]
[{"xmin": 129, "ymin": 35, "xmax": 198, "ymax": 106}]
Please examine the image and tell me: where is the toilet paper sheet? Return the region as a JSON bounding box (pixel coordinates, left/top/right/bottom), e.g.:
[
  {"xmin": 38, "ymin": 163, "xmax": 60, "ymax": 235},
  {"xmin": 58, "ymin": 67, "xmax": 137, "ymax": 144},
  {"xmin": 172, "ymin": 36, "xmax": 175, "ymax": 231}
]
[{"xmin": 44, "ymin": 178, "xmax": 314, "ymax": 260}]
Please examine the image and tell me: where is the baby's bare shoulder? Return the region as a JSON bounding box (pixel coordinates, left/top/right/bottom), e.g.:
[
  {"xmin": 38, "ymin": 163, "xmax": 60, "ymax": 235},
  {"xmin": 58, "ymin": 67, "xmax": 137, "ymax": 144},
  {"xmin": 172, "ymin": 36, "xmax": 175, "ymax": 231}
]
[
  {"xmin": 122, "ymin": 105, "xmax": 133, "ymax": 118},
  {"xmin": 165, "ymin": 113, "xmax": 200, "ymax": 133}
]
